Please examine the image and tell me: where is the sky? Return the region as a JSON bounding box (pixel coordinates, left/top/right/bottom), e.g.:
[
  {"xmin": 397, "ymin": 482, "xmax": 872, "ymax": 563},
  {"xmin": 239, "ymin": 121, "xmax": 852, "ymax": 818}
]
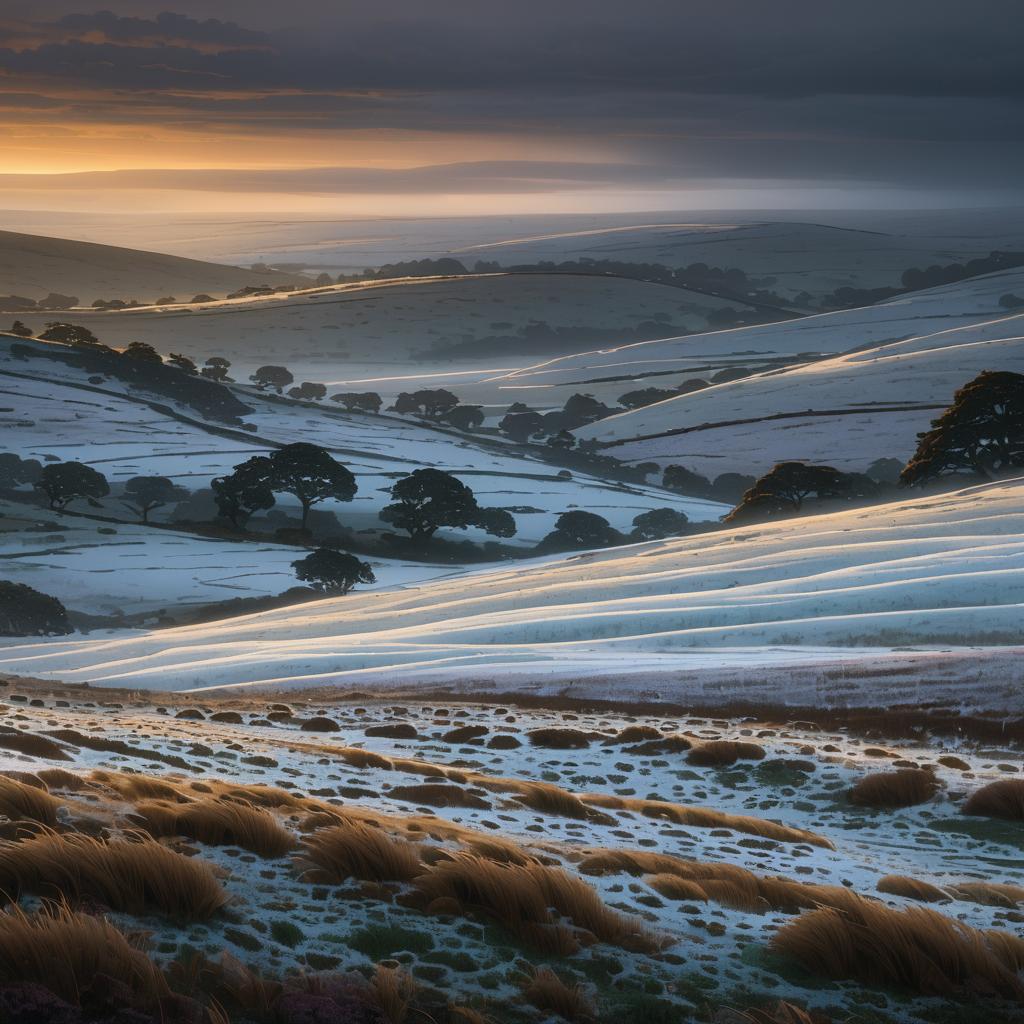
[{"xmin": 1, "ymin": 1, "xmax": 1023, "ymax": 216}]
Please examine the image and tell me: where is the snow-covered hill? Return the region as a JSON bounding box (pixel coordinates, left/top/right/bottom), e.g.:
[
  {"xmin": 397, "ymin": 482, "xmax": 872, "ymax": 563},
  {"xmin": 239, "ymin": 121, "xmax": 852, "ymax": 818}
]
[{"xmin": 4, "ymin": 477, "xmax": 1021, "ymax": 706}]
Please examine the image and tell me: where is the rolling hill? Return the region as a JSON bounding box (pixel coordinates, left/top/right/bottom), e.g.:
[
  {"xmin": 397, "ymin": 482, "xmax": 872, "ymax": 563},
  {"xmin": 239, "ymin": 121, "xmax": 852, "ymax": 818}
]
[
  {"xmin": 3, "ymin": 476, "xmax": 1021, "ymax": 706},
  {"xmin": 0, "ymin": 229, "xmax": 305, "ymax": 306}
]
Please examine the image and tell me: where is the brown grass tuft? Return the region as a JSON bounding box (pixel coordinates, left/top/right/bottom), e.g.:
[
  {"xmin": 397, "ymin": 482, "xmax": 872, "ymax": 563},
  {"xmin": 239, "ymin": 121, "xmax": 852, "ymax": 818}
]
[
  {"xmin": 513, "ymin": 782, "xmax": 613, "ymax": 823},
  {"xmin": 0, "ymin": 903, "xmax": 169, "ymax": 1006},
  {"xmin": 339, "ymin": 747, "xmax": 393, "ymax": 770},
  {"xmin": 876, "ymin": 875, "xmax": 949, "ymax": 903},
  {"xmin": 0, "ymin": 830, "xmax": 227, "ymax": 919},
  {"xmin": 718, "ymin": 1000, "xmax": 819, "ymax": 1024},
  {"xmin": 522, "ymin": 966, "xmax": 595, "ymax": 1022},
  {"xmin": 687, "ymin": 740, "xmax": 765, "ymax": 766},
  {"xmin": 770, "ymin": 897, "xmax": 1024, "ymax": 998},
  {"xmin": 0, "ymin": 730, "xmax": 72, "ymax": 761},
  {"xmin": 299, "ymin": 820, "xmax": 423, "ymax": 882},
  {"xmin": 526, "ymin": 727, "xmax": 593, "ymax": 749},
  {"xmin": 370, "ymin": 964, "xmax": 416, "ymax": 1024},
  {"xmin": 646, "ymin": 874, "xmax": 708, "ymax": 902},
  {"xmin": 415, "ymin": 853, "xmax": 659, "ymax": 954},
  {"xmin": 0, "ymin": 774, "xmax": 60, "ymax": 825},
  {"xmin": 133, "ymin": 798, "xmax": 296, "ymax": 858},
  {"xmin": 947, "ymin": 882, "xmax": 1024, "ymax": 908},
  {"xmin": 36, "ymin": 768, "xmax": 92, "ymax": 791},
  {"xmin": 985, "ymin": 929, "xmax": 1024, "ymax": 972},
  {"xmin": 387, "ymin": 783, "xmax": 490, "ymax": 809},
  {"xmin": 962, "ymin": 779, "xmax": 1024, "ymax": 821},
  {"xmin": 849, "ymin": 768, "xmax": 939, "ymax": 808},
  {"xmin": 603, "ymin": 725, "xmax": 661, "ymax": 745}
]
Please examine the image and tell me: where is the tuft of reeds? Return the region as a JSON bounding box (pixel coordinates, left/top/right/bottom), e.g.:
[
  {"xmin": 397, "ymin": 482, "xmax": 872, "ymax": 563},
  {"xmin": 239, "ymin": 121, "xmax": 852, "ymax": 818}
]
[
  {"xmin": 513, "ymin": 782, "xmax": 614, "ymax": 823},
  {"xmin": 947, "ymin": 881, "xmax": 1024, "ymax": 908},
  {"xmin": 0, "ymin": 774, "xmax": 60, "ymax": 825},
  {"xmin": 770, "ymin": 897, "xmax": 1024, "ymax": 999},
  {"xmin": 370, "ymin": 964, "xmax": 416, "ymax": 1024},
  {"xmin": 133, "ymin": 798, "xmax": 296, "ymax": 858},
  {"xmin": 0, "ymin": 830, "xmax": 227, "ymax": 919},
  {"xmin": 299, "ymin": 820, "xmax": 423, "ymax": 882},
  {"xmin": 36, "ymin": 768, "xmax": 92, "ymax": 791},
  {"xmin": 963, "ymin": 779, "xmax": 1024, "ymax": 821},
  {"xmin": 522, "ymin": 966, "xmax": 595, "ymax": 1022},
  {"xmin": 95, "ymin": 771, "xmax": 189, "ymax": 803},
  {"xmin": 687, "ymin": 740, "xmax": 765, "ymax": 766},
  {"xmin": 0, "ymin": 903, "xmax": 169, "ymax": 1005},
  {"xmin": 849, "ymin": 768, "xmax": 939, "ymax": 808},
  {"xmin": 415, "ymin": 853, "xmax": 659, "ymax": 954},
  {"xmin": 876, "ymin": 875, "xmax": 949, "ymax": 903}
]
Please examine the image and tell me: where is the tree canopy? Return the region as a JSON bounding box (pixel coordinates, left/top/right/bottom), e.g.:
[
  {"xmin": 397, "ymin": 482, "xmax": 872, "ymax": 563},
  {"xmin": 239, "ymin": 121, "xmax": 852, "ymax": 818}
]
[
  {"xmin": 379, "ymin": 468, "xmax": 515, "ymax": 544},
  {"xmin": 39, "ymin": 322, "xmax": 98, "ymax": 346},
  {"xmin": 212, "ymin": 457, "xmax": 276, "ymax": 528},
  {"xmin": 121, "ymin": 475, "xmax": 187, "ymax": 522},
  {"xmin": 250, "ymin": 365, "xmax": 294, "ymax": 392},
  {"xmin": 631, "ymin": 507, "xmax": 689, "ymax": 541},
  {"xmin": 292, "ymin": 548, "xmax": 376, "ymax": 594},
  {"xmin": 35, "ymin": 462, "xmax": 110, "ymax": 510},
  {"xmin": 901, "ymin": 371, "xmax": 1024, "ymax": 485},
  {"xmin": 725, "ymin": 462, "xmax": 876, "ymax": 523},
  {"xmin": 0, "ymin": 580, "xmax": 71, "ymax": 636},
  {"xmin": 535, "ymin": 510, "xmax": 624, "ymax": 553},
  {"xmin": 330, "ymin": 391, "xmax": 382, "ymax": 414}
]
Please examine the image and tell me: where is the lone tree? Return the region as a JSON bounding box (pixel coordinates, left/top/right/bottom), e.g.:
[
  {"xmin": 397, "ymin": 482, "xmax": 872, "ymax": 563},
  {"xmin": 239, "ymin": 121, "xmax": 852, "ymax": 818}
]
[
  {"xmin": 211, "ymin": 457, "xmax": 276, "ymax": 528},
  {"xmin": 256, "ymin": 443, "xmax": 356, "ymax": 531},
  {"xmin": 122, "ymin": 341, "xmax": 162, "ymax": 363},
  {"xmin": 330, "ymin": 391, "xmax": 382, "ymax": 414},
  {"xmin": 725, "ymin": 462, "xmax": 874, "ymax": 523},
  {"xmin": 39, "ymin": 322, "xmax": 99, "ymax": 346},
  {"xmin": 35, "ymin": 462, "xmax": 110, "ymax": 510},
  {"xmin": 292, "ymin": 548, "xmax": 376, "ymax": 594},
  {"xmin": 0, "ymin": 580, "xmax": 71, "ymax": 636},
  {"xmin": 201, "ymin": 357, "xmax": 232, "ymax": 382},
  {"xmin": 441, "ymin": 405, "xmax": 484, "ymax": 431},
  {"xmin": 631, "ymin": 507, "xmax": 690, "ymax": 541},
  {"xmin": 379, "ymin": 468, "xmax": 516, "ymax": 544},
  {"xmin": 901, "ymin": 370, "xmax": 1024, "ymax": 485},
  {"xmin": 121, "ymin": 476, "xmax": 187, "ymax": 523},
  {"xmin": 536, "ymin": 510, "xmax": 624, "ymax": 553},
  {"xmin": 250, "ymin": 365, "xmax": 294, "ymax": 393}
]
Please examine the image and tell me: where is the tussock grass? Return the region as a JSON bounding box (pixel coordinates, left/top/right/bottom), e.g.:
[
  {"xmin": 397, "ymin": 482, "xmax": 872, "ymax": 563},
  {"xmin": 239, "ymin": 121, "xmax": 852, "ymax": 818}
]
[
  {"xmin": 339, "ymin": 747, "xmax": 393, "ymax": 770},
  {"xmin": 583, "ymin": 794, "xmax": 832, "ymax": 848},
  {"xmin": 92, "ymin": 770, "xmax": 189, "ymax": 803},
  {"xmin": 0, "ymin": 830, "xmax": 227, "ymax": 919},
  {"xmin": 877, "ymin": 875, "xmax": 949, "ymax": 902},
  {"xmin": 526, "ymin": 727, "xmax": 594, "ymax": 749},
  {"xmin": 0, "ymin": 774, "xmax": 60, "ymax": 825},
  {"xmin": 603, "ymin": 725, "xmax": 661, "ymax": 745},
  {"xmin": 370, "ymin": 964, "xmax": 416, "ymax": 1024},
  {"xmin": 622, "ymin": 734, "xmax": 692, "ymax": 755},
  {"xmin": 387, "ymin": 783, "xmax": 490, "ymax": 809},
  {"xmin": 36, "ymin": 768, "xmax": 93, "ymax": 791},
  {"xmin": 687, "ymin": 740, "xmax": 766, "ymax": 765},
  {"xmin": 770, "ymin": 898, "xmax": 1024, "ymax": 998},
  {"xmin": 720, "ymin": 1001, "xmax": 818, "ymax": 1024},
  {"xmin": 299, "ymin": 820, "xmax": 423, "ymax": 882},
  {"xmin": 0, "ymin": 730, "xmax": 72, "ymax": 761},
  {"xmin": 0, "ymin": 904, "xmax": 168, "ymax": 1005},
  {"xmin": 133, "ymin": 798, "xmax": 296, "ymax": 857},
  {"xmin": 514, "ymin": 782, "xmax": 614, "ymax": 823},
  {"xmin": 986, "ymin": 929, "xmax": 1024, "ymax": 972},
  {"xmin": 947, "ymin": 882, "xmax": 1024, "ymax": 907},
  {"xmin": 415, "ymin": 853, "xmax": 660, "ymax": 954},
  {"xmin": 849, "ymin": 768, "xmax": 939, "ymax": 808},
  {"xmin": 963, "ymin": 779, "xmax": 1024, "ymax": 820},
  {"xmin": 522, "ymin": 966, "xmax": 595, "ymax": 1022}
]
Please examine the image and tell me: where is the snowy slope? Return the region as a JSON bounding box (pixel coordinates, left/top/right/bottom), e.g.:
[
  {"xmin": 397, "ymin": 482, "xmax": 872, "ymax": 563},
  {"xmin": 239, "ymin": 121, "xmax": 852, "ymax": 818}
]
[{"xmin": 4, "ymin": 477, "xmax": 1021, "ymax": 700}]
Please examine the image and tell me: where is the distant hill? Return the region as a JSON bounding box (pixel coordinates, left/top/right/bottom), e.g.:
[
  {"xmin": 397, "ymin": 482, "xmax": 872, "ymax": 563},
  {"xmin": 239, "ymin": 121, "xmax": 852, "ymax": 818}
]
[{"xmin": 0, "ymin": 229, "xmax": 307, "ymax": 306}]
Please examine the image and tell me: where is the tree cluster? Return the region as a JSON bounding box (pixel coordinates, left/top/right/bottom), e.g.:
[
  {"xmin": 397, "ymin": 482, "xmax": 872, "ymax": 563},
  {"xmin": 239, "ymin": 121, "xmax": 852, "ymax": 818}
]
[{"xmin": 724, "ymin": 462, "xmax": 877, "ymax": 523}]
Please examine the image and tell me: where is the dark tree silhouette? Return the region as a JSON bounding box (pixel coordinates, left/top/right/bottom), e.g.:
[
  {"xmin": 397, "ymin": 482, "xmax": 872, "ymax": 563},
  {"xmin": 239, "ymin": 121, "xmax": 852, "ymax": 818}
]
[
  {"xmin": 9, "ymin": 321, "xmax": 32, "ymax": 337},
  {"xmin": 155, "ymin": 296, "xmax": 177, "ymax": 305},
  {"xmin": 263, "ymin": 443, "xmax": 357, "ymax": 531},
  {"xmin": 618, "ymin": 387, "xmax": 676, "ymax": 409},
  {"xmin": 36, "ymin": 462, "xmax": 110, "ymax": 510},
  {"xmin": 0, "ymin": 580, "xmax": 71, "ymax": 636},
  {"xmin": 499, "ymin": 411, "xmax": 544, "ymax": 442},
  {"xmin": 390, "ymin": 392, "xmax": 419, "ymax": 414},
  {"xmin": 441, "ymin": 405, "xmax": 484, "ymax": 431},
  {"xmin": 201, "ymin": 357, "xmax": 232, "ymax": 382},
  {"xmin": 663, "ymin": 465, "xmax": 712, "ymax": 497},
  {"xmin": 330, "ymin": 392, "xmax": 382, "ymax": 414},
  {"xmin": 168, "ymin": 353, "xmax": 197, "ymax": 374},
  {"xmin": 865, "ymin": 458, "xmax": 904, "ymax": 485},
  {"xmin": 0, "ymin": 453, "xmax": 42, "ymax": 489},
  {"xmin": 212, "ymin": 457, "xmax": 276, "ymax": 528},
  {"xmin": 710, "ymin": 472, "xmax": 757, "ymax": 503},
  {"xmin": 250, "ymin": 365, "xmax": 294, "ymax": 392},
  {"xmin": 288, "ymin": 382, "xmax": 327, "ymax": 401},
  {"xmin": 546, "ymin": 429, "xmax": 576, "ymax": 452},
  {"xmin": 562, "ymin": 393, "xmax": 612, "ymax": 423},
  {"xmin": 39, "ymin": 322, "xmax": 98, "ymax": 346},
  {"xmin": 379, "ymin": 468, "xmax": 515, "ymax": 544},
  {"xmin": 291, "ymin": 548, "xmax": 376, "ymax": 594},
  {"xmin": 121, "ymin": 476, "xmax": 187, "ymax": 523},
  {"xmin": 536, "ymin": 510, "xmax": 624, "ymax": 553},
  {"xmin": 631, "ymin": 507, "xmax": 689, "ymax": 541},
  {"xmin": 390, "ymin": 389, "xmax": 459, "ymax": 417},
  {"xmin": 122, "ymin": 341, "xmax": 162, "ymax": 363},
  {"xmin": 900, "ymin": 371, "xmax": 1024, "ymax": 485},
  {"xmin": 726, "ymin": 462, "xmax": 874, "ymax": 522},
  {"xmin": 191, "ymin": 294, "xmax": 214, "ymax": 303}
]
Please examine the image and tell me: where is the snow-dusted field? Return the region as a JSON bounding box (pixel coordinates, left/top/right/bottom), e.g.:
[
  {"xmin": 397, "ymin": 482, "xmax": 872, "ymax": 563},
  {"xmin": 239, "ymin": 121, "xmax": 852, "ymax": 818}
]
[{"xmin": 4, "ymin": 477, "xmax": 1021, "ymax": 707}]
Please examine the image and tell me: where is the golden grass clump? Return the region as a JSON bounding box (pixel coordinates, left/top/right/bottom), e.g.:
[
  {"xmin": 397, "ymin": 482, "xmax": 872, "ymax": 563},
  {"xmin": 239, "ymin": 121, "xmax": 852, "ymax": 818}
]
[
  {"xmin": 513, "ymin": 782, "xmax": 614, "ymax": 823},
  {"xmin": 963, "ymin": 779, "xmax": 1024, "ymax": 821},
  {"xmin": 947, "ymin": 882, "xmax": 1024, "ymax": 908},
  {"xmin": 522, "ymin": 966, "xmax": 596, "ymax": 1022},
  {"xmin": 770, "ymin": 897, "xmax": 1024, "ymax": 999},
  {"xmin": 415, "ymin": 853, "xmax": 659, "ymax": 954},
  {"xmin": 370, "ymin": 964, "xmax": 416, "ymax": 1024},
  {"xmin": 687, "ymin": 740, "xmax": 765, "ymax": 766},
  {"xmin": 299, "ymin": 820, "xmax": 423, "ymax": 882},
  {"xmin": 36, "ymin": 768, "xmax": 93, "ymax": 791},
  {"xmin": 0, "ymin": 730, "xmax": 72, "ymax": 761},
  {"xmin": 526, "ymin": 727, "xmax": 593, "ymax": 749},
  {"xmin": 985, "ymin": 929, "xmax": 1024, "ymax": 972},
  {"xmin": 876, "ymin": 875, "xmax": 949, "ymax": 903},
  {"xmin": 849, "ymin": 768, "xmax": 939, "ymax": 808},
  {"xmin": 386, "ymin": 783, "xmax": 490, "ymax": 809},
  {"xmin": 583, "ymin": 794, "xmax": 833, "ymax": 848},
  {"xmin": 0, "ymin": 830, "xmax": 227, "ymax": 919},
  {"xmin": 133, "ymin": 798, "xmax": 296, "ymax": 858},
  {"xmin": 603, "ymin": 725, "xmax": 661, "ymax": 745},
  {"xmin": 0, "ymin": 904, "xmax": 169, "ymax": 1006},
  {"xmin": 646, "ymin": 874, "xmax": 708, "ymax": 903},
  {"xmin": 98, "ymin": 772, "xmax": 189, "ymax": 802},
  {"xmin": 0, "ymin": 774, "xmax": 60, "ymax": 825}
]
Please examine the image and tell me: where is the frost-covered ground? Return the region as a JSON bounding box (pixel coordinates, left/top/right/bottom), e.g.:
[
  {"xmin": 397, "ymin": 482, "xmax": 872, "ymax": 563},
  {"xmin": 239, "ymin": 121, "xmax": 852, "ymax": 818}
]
[
  {"xmin": 0, "ymin": 680, "xmax": 1020, "ymax": 1023},
  {"xmin": 3, "ymin": 477, "xmax": 1022, "ymax": 707}
]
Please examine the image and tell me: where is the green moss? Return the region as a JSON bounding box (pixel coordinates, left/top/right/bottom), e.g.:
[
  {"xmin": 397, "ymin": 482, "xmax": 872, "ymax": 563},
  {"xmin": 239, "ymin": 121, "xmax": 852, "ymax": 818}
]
[
  {"xmin": 269, "ymin": 920, "xmax": 305, "ymax": 948},
  {"xmin": 347, "ymin": 922, "xmax": 435, "ymax": 960}
]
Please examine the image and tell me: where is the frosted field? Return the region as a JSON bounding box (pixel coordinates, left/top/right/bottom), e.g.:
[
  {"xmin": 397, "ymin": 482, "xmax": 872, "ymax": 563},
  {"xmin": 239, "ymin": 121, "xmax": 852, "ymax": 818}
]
[
  {"xmin": 3, "ymin": 477, "xmax": 1022, "ymax": 707},
  {"xmin": 0, "ymin": 341, "xmax": 725, "ymax": 547}
]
